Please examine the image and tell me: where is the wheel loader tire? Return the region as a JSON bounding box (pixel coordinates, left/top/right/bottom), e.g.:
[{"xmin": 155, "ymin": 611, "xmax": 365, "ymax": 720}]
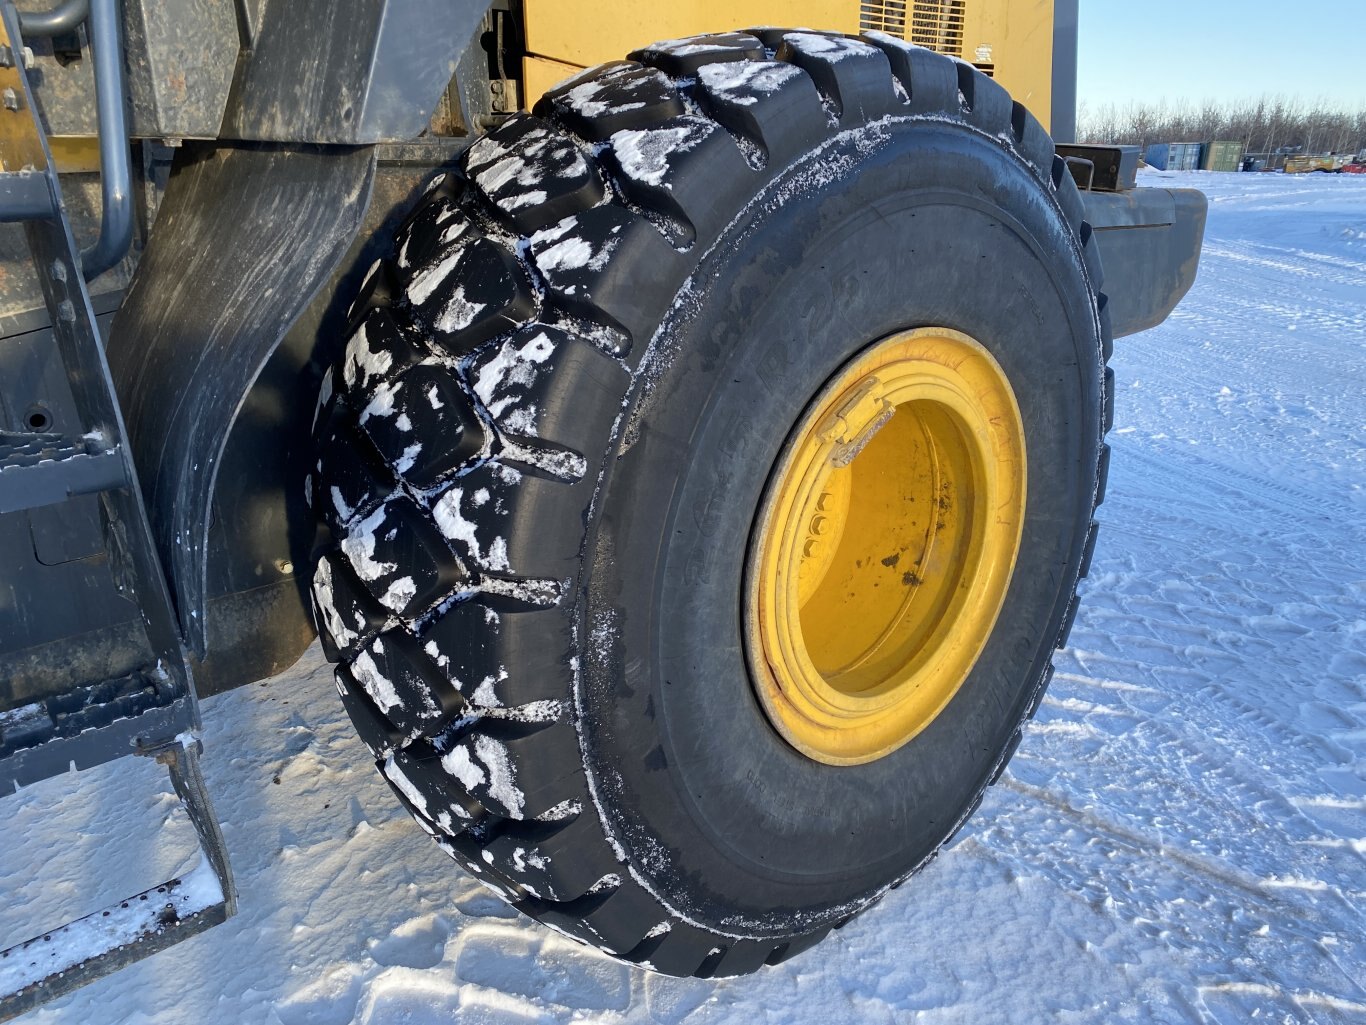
[{"xmin": 310, "ymin": 30, "xmax": 1112, "ymax": 978}]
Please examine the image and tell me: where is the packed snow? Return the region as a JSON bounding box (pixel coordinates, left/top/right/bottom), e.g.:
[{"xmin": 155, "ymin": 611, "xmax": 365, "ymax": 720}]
[
  {"xmin": 3, "ymin": 170, "xmax": 1364, "ymax": 1023},
  {"xmin": 610, "ymin": 120, "xmax": 714, "ymax": 188},
  {"xmin": 696, "ymin": 60, "xmax": 804, "ymax": 107}
]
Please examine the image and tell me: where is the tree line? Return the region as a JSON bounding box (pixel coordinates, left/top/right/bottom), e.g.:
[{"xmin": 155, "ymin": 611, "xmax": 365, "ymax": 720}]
[{"xmin": 1078, "ymin": 98, "xmax": 1366, "ymax": 157}]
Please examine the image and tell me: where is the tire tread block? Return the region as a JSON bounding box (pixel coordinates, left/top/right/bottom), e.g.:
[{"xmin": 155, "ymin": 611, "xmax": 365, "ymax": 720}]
[
  {"xmin": 422, "ymin": 598, "xmax": 575, "ymax": 711},
  {"xmin": 1079, "ymin": 519, "xmax": 1101, "ymax": 579},
  {"xmin": 463, "ymin": 113, "xmax": 607, "ymax": 234},
  {"xmin": 403, "ymin": 234, "xmax": 536, "ymax": 356},
  {"xmin": 1011, "ymin": 101, "xmax": 1055, "ymax": 177},
  {"xmin": 538, "ymin": 882, "xmax": 661, "ymax": 955},
  {"xmin": 694, "ymin": 59, "xmax": 827, "ymax": 167},
  {"xmin": 336, "ymin": 666, "xmax": 406, "ymax": 759},
  {"xmin": 312, "ymin": 552, "xmax": 392, "ymax": 659},
  {"xmin": 314, "ymin": 408, "xmax": 393, "ymax": 533},
  {"xmin": 545, "ymin": 64, "xmax": 686, "ymax": 141},
  {"xmin": 393, "ymin": 195, "xmax": 476, "ymax": 278},
  {"xmin": 353, "ymin": 626, "xmax": 465, "ymax": 740},
  {"xmin": 428, "ymin": 461, "xmax": 585, "ymax": 580},
  {"xmin": 1080, "ymin": 222, "xmax": 1106, "ymax": 288},
  {"xmin": 384, "ymin": 743, "xmax": 487, "ymax": 834},
  {"xmin": 346, "ymin": 257, "xmax": 402, "ymax": 331},
  {"xmin": 527, "ymin": 204, "xmax": 690, "ymax": 350},
  {"xmin": 776, "ymin": 32, "xmax": 901, "ymax": 122},
  {"xmin": 482, "ymin": 811, "xmax": 621, "ymax": 902},
  {"xmin": 343, "ymin": 307, "xmax": 428, "ymax": 392},
  {"xmin": 1095, "ymin": 441, "xmax": 1112, "ymax": 506},
  {"xmin": 438, "ymin": 720, "xmax": 582, "ymax": 821},
  {"xmin": 956, "ymin": 61, "xmax": 1013, "ymax": 135},
  {"xmin": 340, "ymin": 496, "xmax": 469, "ymax": 619},
  {"xmin": 359, "ymin": 361, "xmax": 490, "ymax": 490},
  {"xmin": 464, "ymin": 324, "xmax": 628, "ymax": 456},
  {"xmin": 708, "ymin": 937, "xmax": 775, "ymax": 978},
  {"xmin": 631, "ymin": 921, "xmax": 719, "ymax": 976},
  {"xmin": 861, "ymin": 33, "xmax": 959, "ymax": 116},
  {"xmin": 629, "ymin": 32, "xmax": 764, "ymax": 76},
  {"xmin": 605, "ymin": 115, "xmax": 756, "ymax": 243}
]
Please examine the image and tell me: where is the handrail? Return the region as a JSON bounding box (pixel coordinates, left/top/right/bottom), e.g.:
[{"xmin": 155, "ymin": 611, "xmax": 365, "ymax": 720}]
[
  {"xmin": 17, "ymin": 0, "xmax": 88, "ymax": 38},
  {"xmin": 77, "ymin": 0, "xmax": 131, "ymax": 280},
  {"xmin": 15, "ymin": 0, "xmax": 132, "ymax": 280}
]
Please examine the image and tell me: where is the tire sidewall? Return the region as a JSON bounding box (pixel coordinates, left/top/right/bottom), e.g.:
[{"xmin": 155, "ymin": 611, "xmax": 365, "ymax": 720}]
[{"xmin": 577, "ymin": 119, "xmax": 1103, "ymax": 934}]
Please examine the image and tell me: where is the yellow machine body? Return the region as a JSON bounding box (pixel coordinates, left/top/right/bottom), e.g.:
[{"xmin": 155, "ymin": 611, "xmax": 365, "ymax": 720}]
[{"xmin": 521, "ymin": 0, "xmax": 1056, "ymax": 131}]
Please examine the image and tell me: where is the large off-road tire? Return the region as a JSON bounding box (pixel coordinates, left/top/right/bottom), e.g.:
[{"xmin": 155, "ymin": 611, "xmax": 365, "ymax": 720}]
[{"xmin": 310, "ymin": 30, "xmax": 1111, "ymax": 977}]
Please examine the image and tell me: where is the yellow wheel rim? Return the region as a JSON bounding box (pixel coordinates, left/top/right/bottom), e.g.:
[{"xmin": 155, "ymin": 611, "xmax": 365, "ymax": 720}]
[{"xmin": 745, "ymin": 328, "xmax": 1027, "ymax": 765}]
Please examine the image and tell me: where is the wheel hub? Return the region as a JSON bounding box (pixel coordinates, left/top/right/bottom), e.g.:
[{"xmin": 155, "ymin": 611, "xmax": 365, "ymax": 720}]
[{"xmin": 746, "ymin": 328, "xmax": 1027, "ymax": 765}]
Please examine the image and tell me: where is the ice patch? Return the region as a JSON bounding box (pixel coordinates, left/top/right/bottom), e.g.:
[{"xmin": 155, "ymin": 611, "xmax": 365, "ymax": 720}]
[
  {"xmin": 353, "ymin": 645, "xmax": 402, "ymax": 713},
  {"xmin": 611, "ymin": 122, "xmax": 713, "ymax": 187},
  {"xmin": 312, "ymin": 366, "xmax": 334, "ymax": 431},
  {"xmin": 342, "ymin": 506, "xmax": 397, "ymax": 583},
  {"xmin": 436, "ymin": 286, "xmax": 486, "ymax": 335},
  {"xmin": 383, "ymin": 757, "xmax": 429, "ymax": 816},
  {"xmin": 394, "ymin": 442, "xmax": 423, "ymax": 475},
  {"xmin": 343, "ymin": 320, "xmax": 394, "ymax": 389},
  {"xmin": 360, "ymin": 379, "xmax": 399, "ymax": 425},
  {"xmin": 379, "ymin": 576, "xmax": 416, "ymax": 612},
  {"xmin": 697, "ymin": 60, "xmax": 803, "ymax": 106},
  {"xmin": 473, "ymin": 735, "xmax": 524, "ymax": 817},
  {"xmin": 311, "ymin": 559, "xmax": 359, "ymax": 648},
  {"xmin": 471, "ymin": 670, "xmax": 507, "ymax": 708},
  {"xmin": 432, "ymin": 488, "xmax": 511, "ymax": 571},
  {"xmin": 536, "ymin": 235, "xmax": 595, "ymax": 272},
  {"xmin": 781, "ymin": 32, "xmax": 871, "ymax": 62},
  {"xmin": 329, "ymin": 486, "xmax": 355, "ymax": 524},
  {"xmin": 441, "ymin": 744, "xmax": 486, "ymax": 791},
  {"xmin": 407, "ymin": 244, "xmax": 465, "ymax": 306},
  {"xmin": 563, "ymin": 78, "xmax": 646, "ymax": 119}
]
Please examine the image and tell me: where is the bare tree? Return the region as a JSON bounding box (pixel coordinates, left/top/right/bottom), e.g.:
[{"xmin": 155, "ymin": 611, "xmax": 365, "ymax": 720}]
[{"xmin": 1078, "ymin": 95, "xmax": 1366, "ymax": 159}]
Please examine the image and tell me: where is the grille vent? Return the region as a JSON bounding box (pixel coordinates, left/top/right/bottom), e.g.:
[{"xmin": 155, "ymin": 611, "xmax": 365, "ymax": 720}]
[
  {"xmin": 858, "ymin": 0, "xmax": 909, "ymax": 38},
  {"xmin": 859, "ymin": 2, "xmax": 995, "ymax": 76},
  {"xmin": 910, "ymin": 0, "xmax": 966, "ymax": 53},
  {"xmin": 859, "ymin": 1, "xmax": 967, "ymax": 55}
]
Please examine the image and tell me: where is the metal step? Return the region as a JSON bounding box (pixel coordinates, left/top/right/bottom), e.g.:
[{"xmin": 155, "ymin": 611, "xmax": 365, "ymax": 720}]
[
  {"xmin": 0, "ymin": 738, "xmax": 236, "ymax": 1024},
  {"xmin": 0, "ymin": 170, "xmax": 55, "ymax": 222},
  {"xmin": 0, "ymin": 430, "xmax": 126, "ymax": 514},
  {"xmin": 0, "ymin": 667, "xmax": 185, "ymax": 790}
]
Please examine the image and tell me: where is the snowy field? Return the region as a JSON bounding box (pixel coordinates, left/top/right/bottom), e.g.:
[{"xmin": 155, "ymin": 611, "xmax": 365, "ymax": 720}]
[{"xmin": 3, "ymin": 169, "xmax": 1364, "ymax": 1024}]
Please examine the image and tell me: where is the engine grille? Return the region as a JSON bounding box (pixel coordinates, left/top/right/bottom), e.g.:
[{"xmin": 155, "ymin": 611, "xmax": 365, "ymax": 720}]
[
  {"xmin": 859, "ymin": 1, "xmax": 967, "ymax": 56},
  {"xmin": 858, "ymin": 0, "xmax": 908, "ymax": 38}
]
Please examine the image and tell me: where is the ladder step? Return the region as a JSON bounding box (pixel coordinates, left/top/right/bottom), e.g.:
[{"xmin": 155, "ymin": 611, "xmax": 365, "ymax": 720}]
[
  {"xmin": 0, "ymin": 430, "xmax": 127, "ymax": 514},
  {"xmin": 0, "ymin": 667, "xmax": 187, "ymax": 791},
  {"xmin": 0, "ymin": 170, "xmax": 55, "ymax": 223},
  {"xmin": 0, "ymin": 740, "xmax": 235, "ymax": 1023},
  {"xmin": 0, "ymin": 871, "xmax": 230, "ymax": 1022}
]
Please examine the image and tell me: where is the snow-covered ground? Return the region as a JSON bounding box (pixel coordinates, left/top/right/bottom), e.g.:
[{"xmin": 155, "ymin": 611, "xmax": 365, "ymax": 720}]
[{"xmin": 4, "ymin": 170, "xmax": 1364, "ymax": 1024}]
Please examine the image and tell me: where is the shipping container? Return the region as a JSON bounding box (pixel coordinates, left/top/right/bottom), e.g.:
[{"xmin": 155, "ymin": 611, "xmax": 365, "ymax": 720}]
[
  {"xmin": 1145, "ymin": 142, "xmax": 1205, "ymax": 171},
  {"xmin": 1202, "ymin": 140, "xmax": 1245, "ymax": 172}
]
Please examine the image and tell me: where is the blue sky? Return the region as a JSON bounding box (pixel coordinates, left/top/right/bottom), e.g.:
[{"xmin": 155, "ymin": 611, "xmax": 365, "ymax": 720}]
[{"xmin": 1077, "ymin": 0, "xmax": 1365, "ymax": 112}]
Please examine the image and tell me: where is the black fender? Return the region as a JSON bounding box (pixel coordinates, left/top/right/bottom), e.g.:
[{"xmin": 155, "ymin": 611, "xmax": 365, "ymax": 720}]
[{"xmin": 107, "ymin": 142, "xmax": 377, "ymax": 664}]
